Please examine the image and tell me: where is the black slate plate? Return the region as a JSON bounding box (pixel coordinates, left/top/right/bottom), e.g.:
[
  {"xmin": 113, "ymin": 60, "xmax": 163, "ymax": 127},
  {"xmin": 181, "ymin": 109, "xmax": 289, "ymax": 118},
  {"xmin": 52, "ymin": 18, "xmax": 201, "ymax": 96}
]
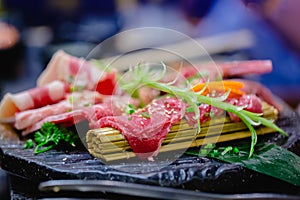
[{"xmin": 0, "ymin": 101, "xmax": 300, "ymax": 199}]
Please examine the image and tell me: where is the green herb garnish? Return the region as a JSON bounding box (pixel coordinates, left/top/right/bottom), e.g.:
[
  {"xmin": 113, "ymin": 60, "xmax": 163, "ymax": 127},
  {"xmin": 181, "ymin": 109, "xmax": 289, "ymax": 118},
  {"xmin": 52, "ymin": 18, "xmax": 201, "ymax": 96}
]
[
  {"xmin": 125, "ymin": 104, "xmax": 135, "ymax": 115},
  {"xmin": 70, "ymin": 84, "xmax": 85, "ymax": 93},
  {"xmin": 186, "ymin": 106, "xmax": 194, "ymax": 113},
  {"xmin": 120, "ymin": 63, "xmax": 287, "ymax": 157},
  {"xmin": 186, "ymin": 143, "xmax": 300, "ymax": 187},
  {"xmin": 209, "ymin": 110, "xmax": 215, "ymax": 118},
  {"xmin": 233, "ymin": 146, "xmax": 239, "ymax": 154},
  {"xmin": 25, "ymin": 122, "xmax": 79, "ymax": 154},
  {"xmin": 141, "ymin": 111, "xmax": 151, "ymax": 118},
  {"xmin": 221, "ymin": 146, "xmax": 233, "ymax": 156},
  {"xmin": 23, "ymin": 139, "xmax": 34, "ymax": 149},
  {"xmin": 84, "ymin": 102, "xmax": 92, "ymax": 107}
]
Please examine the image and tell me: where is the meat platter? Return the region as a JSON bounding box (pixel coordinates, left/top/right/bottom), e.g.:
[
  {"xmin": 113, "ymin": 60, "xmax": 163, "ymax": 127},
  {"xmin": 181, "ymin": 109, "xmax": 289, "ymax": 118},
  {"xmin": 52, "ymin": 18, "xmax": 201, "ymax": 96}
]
[{"xmin": 0, "ymin": 50, "xmax": 300, "ymax": 199}]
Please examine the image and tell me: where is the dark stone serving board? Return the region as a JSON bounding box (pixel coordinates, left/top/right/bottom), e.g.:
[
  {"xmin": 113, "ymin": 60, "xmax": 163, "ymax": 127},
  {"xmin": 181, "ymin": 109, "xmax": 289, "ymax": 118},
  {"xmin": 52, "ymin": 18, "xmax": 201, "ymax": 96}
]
[{"xmin": 1, "ymin": 102, "xmax": 300, "ymax": 199}]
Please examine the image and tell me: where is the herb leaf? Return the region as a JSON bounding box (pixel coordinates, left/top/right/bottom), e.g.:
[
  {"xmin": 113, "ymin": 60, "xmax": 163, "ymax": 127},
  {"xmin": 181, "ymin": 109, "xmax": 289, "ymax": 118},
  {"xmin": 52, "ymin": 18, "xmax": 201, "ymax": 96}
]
[
  {"xmin": 23, "ymin": 139, "xmax": 34, "ymax": 149},
  {"xmin": 186, "ymin": 143, "xmax": 300, "ymax": 187},
  {"xmin": 32, "ymin": 122, "xmax": 79, "ymax": 154},
  {"xmin": 141, "ymin": 111, "xmax": 151, "ymax": 118},
  {"xmin": 125, "ymin": 104, "xmax": 136, "ymax": 115}
]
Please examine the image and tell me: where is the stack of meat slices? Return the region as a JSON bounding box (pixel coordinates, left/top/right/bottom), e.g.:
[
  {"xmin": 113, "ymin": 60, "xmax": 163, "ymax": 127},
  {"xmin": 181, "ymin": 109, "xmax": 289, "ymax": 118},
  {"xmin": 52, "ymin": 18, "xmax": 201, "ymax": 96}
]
[{"xmin": 0, "ymin": 50, "xmax": 128, "ymax": 136}]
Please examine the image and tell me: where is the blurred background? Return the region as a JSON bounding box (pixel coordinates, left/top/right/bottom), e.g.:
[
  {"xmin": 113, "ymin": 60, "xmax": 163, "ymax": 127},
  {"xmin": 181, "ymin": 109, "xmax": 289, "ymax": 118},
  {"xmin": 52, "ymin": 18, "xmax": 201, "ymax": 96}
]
[
  {"xmin": 0, "ymin": 0, "xmax": 299, "ymax": 106},
  {"xmin": 1, "ymin": 0, "xmax": 300, "ymax": 106},
  {"xmin": 0, "ymin": 0, "xmax": 300, "ymax": 197}
]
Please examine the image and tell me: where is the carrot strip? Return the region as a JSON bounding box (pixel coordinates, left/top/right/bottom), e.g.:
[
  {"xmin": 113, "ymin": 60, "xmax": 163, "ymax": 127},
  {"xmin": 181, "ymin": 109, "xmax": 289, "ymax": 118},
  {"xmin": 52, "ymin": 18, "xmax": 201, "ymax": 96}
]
[
  {"xmin": 191, "ymin": 80, "xmax": 245, "ymax": 98},
  {"xmin": 191, "ymin": 80, "xmax": 244, "ymax": 92}
]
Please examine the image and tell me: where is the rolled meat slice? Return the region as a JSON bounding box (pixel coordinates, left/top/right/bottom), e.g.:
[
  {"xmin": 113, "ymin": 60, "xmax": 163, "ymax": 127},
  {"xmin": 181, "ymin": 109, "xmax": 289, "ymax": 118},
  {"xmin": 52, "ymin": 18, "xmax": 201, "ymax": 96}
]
[
  {"xmin": 180, "ymin": 60, "xmax": 273, "ymax": 81},
  {"xmin": 185, "ymin": 104, "xmax": 224, "ymax": 127},
  {"xmin": 219, "ymin": 60, "xmax": 273, "ymax": 77},
  {"xmin": 21, "ymin": 100, "xmax": 125, "ymax": 136},
  {"xmin": 232, "ymin": 79, "xmax": 282, "ymax": 111},
  {"xmin": 37, "ymin": 50, "xmax": 117, "ymax": 95},
  {"xmin": 227, "ymin": 94, "xmax": 263, "ymax": 122},
  {"xmin": 37, "ymin": 50, "xmax": 70, "ymax": 86},
  {"xmin": 14, "ymin": 90, "xmax": 104, "ymax": 131},
  {"xmin": 0, "ymin": 80, "xmax": 69, "ymax": 119},
  {"xmin": 14, "ymin": 100, "xmax": 72, "ymax": 130}
]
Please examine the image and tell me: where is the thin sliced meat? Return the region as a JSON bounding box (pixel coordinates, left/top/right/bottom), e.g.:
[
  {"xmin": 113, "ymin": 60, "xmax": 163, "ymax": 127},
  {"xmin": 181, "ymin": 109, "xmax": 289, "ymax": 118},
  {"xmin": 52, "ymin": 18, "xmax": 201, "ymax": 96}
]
[
  {"xmin": 21, "ymin": 101, "xmax": 125, "ymax": 136},
  {"xmin": 22, "ymin": 109, "xmax": 86, "ymax": 136},
  {"xmin": 0, "ymin": 80, "xmax": 69, "ymax": 119},
  {"xmin": 37, "ymin": 50, "xmax": 85, "ymax": 86},
  {"xmin": 232, "ymin": 79, "xmax": 282, "ymax": 111},
  {"xmin": 84, "ymin": 102, "xmax": 125, "ymax": 129},
  {"xmin": 138, "ymin": 87, "xmax": 161, "ymax": 106},
  {"xmin": 65, "ymin": 90, "xmax": 104, "ymax": 108},
  {"xmin": 219, "ymin": 60, "xmax": 272, "ymax": 77},
  {"xmin": 100, "ymin": 113, "xmax": 171, "ymax": 161},
  {"xmin": 185, "ymin": 95, "xmax": 262, "ymax": 126},
  {"xmin": 180, "ymin": 60, "xmax": 272, "ymax": 81},
  {"xmin": 145, "ymin": 97, "xmax": 186, "ymax": 124},
  {"xmin": 95, "ymin": 70, "xmax": 118, "ymax": 95},
  {"xmin": 15, "ymin": 90, "xmax": 106, "ymax": 131},
  {"xmin": 14, "ymin": 100, "xmax": 72, "ymax": 130},
  {"xmin": 99, "ymin": 97, "xmax": 186, "ymax": 160},
  {"xmin": 185, "ymin": 104, "xmax": 224, "ymax": 127},
  {"xmin": 227, "ymin": 94, "xmax": 263, "ymax": 122},
  {"xmin": 37, "ymin": 50, "xmax": 117, "ymax": 95},
  {"xmin": 37, "ymin": 50, "xmax": 71, "ymax": 86}
]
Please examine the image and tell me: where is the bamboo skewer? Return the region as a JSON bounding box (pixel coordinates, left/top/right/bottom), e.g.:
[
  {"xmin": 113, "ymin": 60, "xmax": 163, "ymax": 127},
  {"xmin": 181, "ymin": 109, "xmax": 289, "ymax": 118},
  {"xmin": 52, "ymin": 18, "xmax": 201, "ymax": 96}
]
[{"xmin": 86, "ymin": 102, "xmax": 279, "ymax": 162}]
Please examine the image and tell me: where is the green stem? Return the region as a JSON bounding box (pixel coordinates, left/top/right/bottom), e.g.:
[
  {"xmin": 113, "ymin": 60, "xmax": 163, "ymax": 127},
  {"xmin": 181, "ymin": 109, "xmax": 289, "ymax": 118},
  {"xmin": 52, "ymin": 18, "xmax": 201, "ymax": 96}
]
[{"xmin": 34, "ymin": 143, "xmax": 54, "ymax": 154}]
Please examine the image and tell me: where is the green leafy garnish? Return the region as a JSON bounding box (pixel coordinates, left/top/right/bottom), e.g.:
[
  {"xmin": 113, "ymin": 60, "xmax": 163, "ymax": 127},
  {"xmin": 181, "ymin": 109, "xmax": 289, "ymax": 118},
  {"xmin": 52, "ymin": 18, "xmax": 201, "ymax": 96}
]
[
  {"xmin": 186, "ymin": 143, "xmax": 300, "ymax": 187},
  {"xmin": 70, "ymin": 85, "xmax": 85, "ymax": 93},
  {"xmin": 23, "ymin": 139, "xmax": 34, "ymax": 149},
  {"xmin": 141, "ymin": 111, "xmax": 151, "ymax": 118},
  {"xmin": 120, "ymin": 63, "xmax": 287, "ymax": 157},
  {"xmin": 233, "ymin": 146, "xmax": 239, "ymax": 154},
  {"xmin": 84, "ymin": 103, "xmax": 92, "ymax": 107},
  {"xmin": 221, "ymin": 146, "xmax": 233, "ymax": 156},
  {"xmin": 186, "ymin": 106, "xmax": 194, "ymax": 113},
  {"xmin": 196, "ymin": 143, "xmax": 239, "ymax": 157},
  {"xmin": 124, "ymin": 104, "xmax": 136, "ymax": 115},
  {"xmin": 209, "ymin": 110, "xmax": 215, "ymax": 118},
  {"xmin": 25, "ymin": 122, "xmax": 79, "ymax": 154}
]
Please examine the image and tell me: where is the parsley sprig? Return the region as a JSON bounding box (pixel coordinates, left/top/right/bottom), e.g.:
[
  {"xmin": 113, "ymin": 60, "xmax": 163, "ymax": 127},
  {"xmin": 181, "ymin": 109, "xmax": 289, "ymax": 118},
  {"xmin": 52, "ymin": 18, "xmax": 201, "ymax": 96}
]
[
  {"xmin": 197, "ymin": 143, "xmax": 240, "ymax": 157},
  {"xmin": 24, "ymin": 122, "xmax": 79, "ymax": 154}
]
